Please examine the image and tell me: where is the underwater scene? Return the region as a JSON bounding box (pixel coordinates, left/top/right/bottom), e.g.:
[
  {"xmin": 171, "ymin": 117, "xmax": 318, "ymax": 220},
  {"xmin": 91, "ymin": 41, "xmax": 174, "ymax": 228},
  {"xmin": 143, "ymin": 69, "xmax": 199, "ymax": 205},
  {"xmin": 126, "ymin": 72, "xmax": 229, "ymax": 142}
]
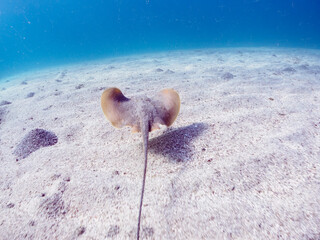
[{"xmin": 0, "ymin": 1, "xmax": 320, "ymax": 239}]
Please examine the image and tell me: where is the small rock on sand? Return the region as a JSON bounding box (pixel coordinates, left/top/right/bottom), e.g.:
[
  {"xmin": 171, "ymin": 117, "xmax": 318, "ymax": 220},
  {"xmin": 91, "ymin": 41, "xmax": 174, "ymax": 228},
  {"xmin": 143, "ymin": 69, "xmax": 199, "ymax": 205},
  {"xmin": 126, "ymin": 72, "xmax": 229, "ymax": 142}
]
[
  {"xmin": 155, "ymin": 68, "xmax": 164, "ymax": 72},
  {"xmin": 14, "ymin": 129, "xmax": 58, "ymax": 160}
]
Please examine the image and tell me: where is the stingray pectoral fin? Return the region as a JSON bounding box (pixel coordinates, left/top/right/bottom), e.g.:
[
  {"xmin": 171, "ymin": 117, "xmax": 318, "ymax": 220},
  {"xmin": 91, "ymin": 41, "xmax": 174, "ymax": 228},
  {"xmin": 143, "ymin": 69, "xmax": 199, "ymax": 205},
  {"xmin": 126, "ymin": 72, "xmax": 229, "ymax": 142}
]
[
  {"xmin": 101, "ymin": 88, "xmax": 135, "ymax": 128},
  {"xmin": 157, "ymin": 88, "xmax": 180, "ymax": 127}
]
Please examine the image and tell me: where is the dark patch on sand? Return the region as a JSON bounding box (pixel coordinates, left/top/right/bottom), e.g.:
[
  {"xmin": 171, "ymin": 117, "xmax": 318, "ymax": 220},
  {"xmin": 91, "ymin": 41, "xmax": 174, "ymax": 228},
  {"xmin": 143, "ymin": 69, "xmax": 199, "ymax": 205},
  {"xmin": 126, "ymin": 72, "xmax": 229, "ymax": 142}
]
[
  {"xmin": 75, "ymin": 226, "xmax": 86, "ymax": 237},
  {"xmin": 54, "ymin": 91, "xmax": 63, "ymax": 96},
  {"xmin": 103, "ymin": 65, "xmax": 115, "ymax": 70},
  {"xmin": 63, "ymin": 176, "xmax": 71, "ymax": 182},
  {"xmin": 91, "ymin": 86, "xmax": 107, "ymax": 93},
  {"xmin": 56, "ymin": 71, "xmax": 67, "ymax": 82},
  {"xmin": 39, "ymin": 193, "xmax": 67, "ymax": 218},
  {"xmin": 39, "ymin": 182, "xmax": 68, "ymax": 218},
  {"xmin": 142, "ymin": 227, "xmax": 154, "ymax": 238},
  {"xmin": 51, "ymin": 173, "xmax": 61, "ymax": 181},
  {"xmin": 28, "ymin": 220, "xmax": 36, "ymax": 226},
  {"xmin": 165, "ymin": 69, "xmax": 175, "ymax": 74},
  {"xmin": 155, "ymin": 68, "xmax": 164, "ymax": 72},
  {"xmin": 55, "ymin": 70, "xmax": 67, "ymax": 82},
  {"xmin": 75, "ymin": 84, "xmax": 85, "ymax": 90},
  {"xmin": 309, "ymin": 65, "xmax": 320, "ymax": 74},
  {"xmin": 21, "ymin": 81, "xmax": 28, "ymax": 85},
  {"xmin": 7, "ymin": 203, "xmax": 15, "ymax": 208},
  {"xmin": 106, "ymin": 225, "xmax": 120, "ymax": 238},
  {"xmin": 0, "ymin": 108, "xmax": 7, "ymax": 125},
  {"xmin": 0, "ymin": 100, "xmax": 12, "ymax": 106},
  {"xmin": 43, "ymin": 105, "xmax": 53, "ymax": 111},
  {"xmin": 26, "ymin": 92, "xmax": 35, "ymax": 98},
  {"xmin": 14, "ymin": 129, "xmax": 58, "ymax": 160},
  {"xmin": 298, "ymin": 64, "xmax": 309, "ymax": 70},
  {"xmin": 222, "ymin": 72, "xmax": 234, "ymax": 80},
  {"xmin": 282, "ymin": 67, "xmax": 296, "ymax": 73}
]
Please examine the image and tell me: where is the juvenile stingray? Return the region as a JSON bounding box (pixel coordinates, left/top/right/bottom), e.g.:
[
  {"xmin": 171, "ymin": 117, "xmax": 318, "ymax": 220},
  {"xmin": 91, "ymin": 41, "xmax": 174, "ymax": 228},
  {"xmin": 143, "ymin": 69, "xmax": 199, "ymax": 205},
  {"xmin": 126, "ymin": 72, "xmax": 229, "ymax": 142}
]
[{"xmin": 101, "ymin": 87, "xmax": 180, "ymax": 240}]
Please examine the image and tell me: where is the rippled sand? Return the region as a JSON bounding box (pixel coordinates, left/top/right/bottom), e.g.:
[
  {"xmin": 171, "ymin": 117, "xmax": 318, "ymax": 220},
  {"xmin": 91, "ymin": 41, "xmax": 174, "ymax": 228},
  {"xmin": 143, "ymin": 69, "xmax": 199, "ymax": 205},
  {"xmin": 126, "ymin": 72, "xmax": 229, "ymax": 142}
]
[{"xmin": 0, "ymin": 48, "xmax": 320, "ymax": 239}]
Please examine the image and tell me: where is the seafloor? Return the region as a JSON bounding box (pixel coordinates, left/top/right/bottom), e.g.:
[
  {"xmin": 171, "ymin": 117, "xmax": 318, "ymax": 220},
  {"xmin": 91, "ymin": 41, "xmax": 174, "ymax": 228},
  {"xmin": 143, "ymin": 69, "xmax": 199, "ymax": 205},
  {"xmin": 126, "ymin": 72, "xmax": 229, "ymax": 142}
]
[{"xmin": 0, "ymin": 48, "xmax": 320, "ymax": 239}]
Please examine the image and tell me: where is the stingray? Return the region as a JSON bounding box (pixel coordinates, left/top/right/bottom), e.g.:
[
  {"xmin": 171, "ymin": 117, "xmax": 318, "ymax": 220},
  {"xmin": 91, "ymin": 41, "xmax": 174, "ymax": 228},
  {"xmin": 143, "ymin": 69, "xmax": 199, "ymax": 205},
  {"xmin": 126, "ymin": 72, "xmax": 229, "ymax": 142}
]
[{"xmin": 101, "ymin": 87, "xmax": 180, "ymax": 240}]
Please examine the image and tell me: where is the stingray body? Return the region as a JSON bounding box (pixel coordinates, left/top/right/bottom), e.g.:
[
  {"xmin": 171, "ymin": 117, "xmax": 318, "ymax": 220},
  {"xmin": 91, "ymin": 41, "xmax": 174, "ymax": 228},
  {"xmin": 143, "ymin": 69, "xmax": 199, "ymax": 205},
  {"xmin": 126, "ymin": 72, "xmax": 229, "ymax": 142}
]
[{"xmin": 101, "ymin": 88, "xmax": 180, "ymax": 240}]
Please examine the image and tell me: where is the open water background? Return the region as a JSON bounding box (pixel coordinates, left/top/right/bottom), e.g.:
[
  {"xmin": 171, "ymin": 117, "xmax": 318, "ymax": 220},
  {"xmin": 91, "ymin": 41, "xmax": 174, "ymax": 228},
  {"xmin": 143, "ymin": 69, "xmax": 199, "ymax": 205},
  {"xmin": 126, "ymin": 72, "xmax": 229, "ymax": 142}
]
[{"xmin": 0, "ymin": 0, "xmax": 319, "ymax": 80}]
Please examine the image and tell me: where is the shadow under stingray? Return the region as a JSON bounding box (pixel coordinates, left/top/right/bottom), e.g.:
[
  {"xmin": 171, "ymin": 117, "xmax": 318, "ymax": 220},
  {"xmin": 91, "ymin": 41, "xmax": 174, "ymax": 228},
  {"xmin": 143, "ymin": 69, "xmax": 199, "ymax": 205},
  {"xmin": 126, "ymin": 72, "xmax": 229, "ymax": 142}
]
[{"xmin": 149, "ymin": 123, "xmax": 208, "ymax": 163}]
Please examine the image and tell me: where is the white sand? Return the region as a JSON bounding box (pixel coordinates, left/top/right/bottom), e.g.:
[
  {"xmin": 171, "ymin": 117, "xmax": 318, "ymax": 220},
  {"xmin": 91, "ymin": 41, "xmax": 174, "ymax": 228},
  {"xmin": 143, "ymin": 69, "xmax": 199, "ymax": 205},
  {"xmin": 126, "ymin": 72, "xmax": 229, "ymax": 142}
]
[{"xmin": 0, "ymin": 48, "xmax": 320, "ymax": 239}]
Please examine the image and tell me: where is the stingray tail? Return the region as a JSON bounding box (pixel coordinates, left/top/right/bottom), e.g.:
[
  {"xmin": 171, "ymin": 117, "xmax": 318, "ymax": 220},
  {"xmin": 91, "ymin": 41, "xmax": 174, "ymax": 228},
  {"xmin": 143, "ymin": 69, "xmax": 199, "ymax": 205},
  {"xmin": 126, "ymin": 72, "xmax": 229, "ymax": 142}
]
[{"xmin": 137, "ymin": 118, "xmax": 149, "ymax": 240}]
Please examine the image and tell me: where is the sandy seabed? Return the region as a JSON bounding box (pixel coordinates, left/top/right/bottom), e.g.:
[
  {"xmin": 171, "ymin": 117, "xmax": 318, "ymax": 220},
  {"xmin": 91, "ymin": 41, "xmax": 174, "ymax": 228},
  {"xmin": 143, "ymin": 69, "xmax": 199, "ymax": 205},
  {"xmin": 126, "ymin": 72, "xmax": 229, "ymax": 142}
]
[{"xmin": 0, "ymin": 48, "xmax": 320, "ymax": 239}]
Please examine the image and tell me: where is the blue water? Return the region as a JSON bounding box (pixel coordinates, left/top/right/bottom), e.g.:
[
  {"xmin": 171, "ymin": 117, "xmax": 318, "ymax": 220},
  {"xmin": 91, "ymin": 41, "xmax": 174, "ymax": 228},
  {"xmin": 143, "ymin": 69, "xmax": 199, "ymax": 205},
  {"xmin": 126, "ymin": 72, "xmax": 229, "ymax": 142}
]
[{"xmin": 0, "ymin": 0, "xmax": 319, "ymax": 80}]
